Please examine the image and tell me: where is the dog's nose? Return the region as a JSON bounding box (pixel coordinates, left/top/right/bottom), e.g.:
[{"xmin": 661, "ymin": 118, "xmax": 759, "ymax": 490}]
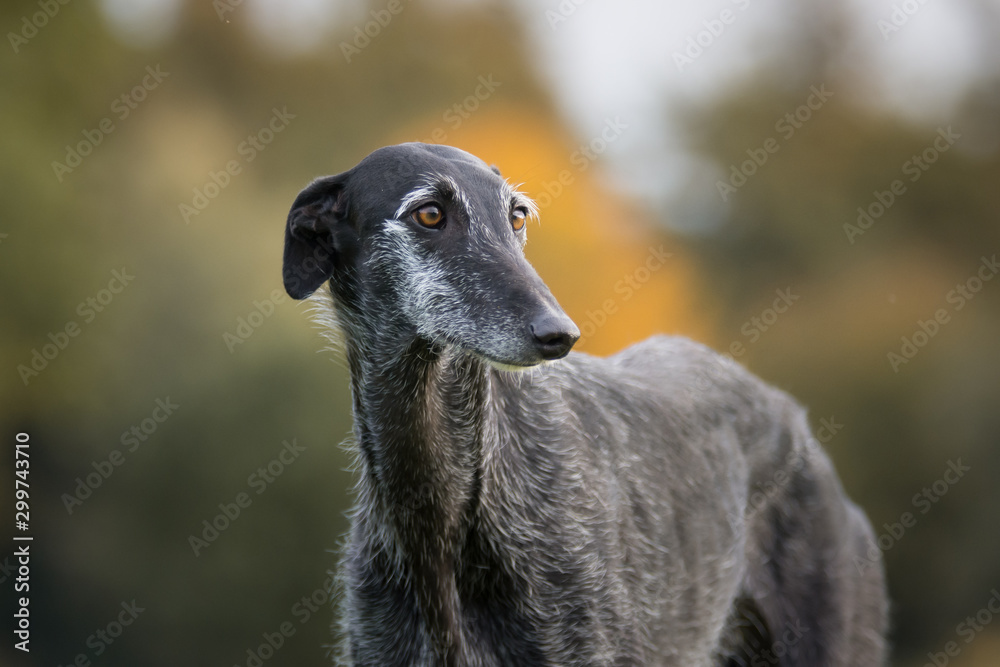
[{"xmin": 530, "ymin": 312, "xmax": 580, "ymax": 360}]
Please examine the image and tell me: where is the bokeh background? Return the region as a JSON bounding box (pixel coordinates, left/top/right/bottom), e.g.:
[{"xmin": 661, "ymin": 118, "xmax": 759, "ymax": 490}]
[{"xmin": 2, "ymin": 0, "xmax": 999, "ymax": 665}]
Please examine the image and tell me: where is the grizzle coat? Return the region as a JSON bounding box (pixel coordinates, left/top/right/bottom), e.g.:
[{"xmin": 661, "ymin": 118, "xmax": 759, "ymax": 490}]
[{"xmin": 281, "ymin": 143, "xmax": 888, "ymax": 666}]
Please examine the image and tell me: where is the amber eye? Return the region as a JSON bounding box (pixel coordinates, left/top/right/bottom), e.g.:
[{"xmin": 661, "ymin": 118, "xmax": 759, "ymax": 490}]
[
  {"xmin": 511, "ymin": 208, "xmax": 527, "ymax": 231},
  {"xmin": 413, "ymin": 204, "xmax": 444, "ymax": 228}
]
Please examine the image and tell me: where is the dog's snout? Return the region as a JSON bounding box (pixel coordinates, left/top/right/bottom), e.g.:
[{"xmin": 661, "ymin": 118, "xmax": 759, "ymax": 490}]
[{"xmin": 530, "ymin": 312, "xmax": 580, "ymax": 361}]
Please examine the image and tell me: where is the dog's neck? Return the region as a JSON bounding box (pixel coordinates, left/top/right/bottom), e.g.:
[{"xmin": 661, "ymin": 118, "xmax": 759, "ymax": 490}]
[
  {"xmin": 349, "ymin": 334, "xmax": 490, "ymax": 532},
  {"xmin": 343, "ymin": 313, "xmax": 493, "ymax": 662}
]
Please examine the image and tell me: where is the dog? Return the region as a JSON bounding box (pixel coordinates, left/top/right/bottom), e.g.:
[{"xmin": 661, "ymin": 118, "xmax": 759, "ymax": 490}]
[{"xmin": 281, "ymin": 142, "xmax": 889, "ymax": 666}]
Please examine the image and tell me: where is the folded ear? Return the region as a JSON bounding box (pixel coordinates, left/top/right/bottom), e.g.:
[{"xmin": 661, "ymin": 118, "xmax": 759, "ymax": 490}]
[{"xmin": 282, "ymin": 173, "xmax": 349, "ymax": 299}]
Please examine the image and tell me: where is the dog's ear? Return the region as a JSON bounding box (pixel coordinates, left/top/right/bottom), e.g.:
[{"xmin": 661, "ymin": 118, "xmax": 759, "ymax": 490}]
[{"xmin": 283, "ymin": 173, "xmax": 349, "ymax": 299}]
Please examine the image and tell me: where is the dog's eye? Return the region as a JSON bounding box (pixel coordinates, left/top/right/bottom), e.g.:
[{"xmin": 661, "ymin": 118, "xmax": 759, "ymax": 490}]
[
  {"xmin": 511, "ymin": 208, "xmax": 527, "ymax": 231},
  {"xmin": 413, "ymin": 204, "xmax": 444, "ymax": 229}
]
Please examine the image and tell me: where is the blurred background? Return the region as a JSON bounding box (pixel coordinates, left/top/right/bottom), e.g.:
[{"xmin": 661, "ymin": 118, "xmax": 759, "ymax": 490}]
[{"xmin": 2, "ymin": 0, "xmax": 999, "ymax": 664}]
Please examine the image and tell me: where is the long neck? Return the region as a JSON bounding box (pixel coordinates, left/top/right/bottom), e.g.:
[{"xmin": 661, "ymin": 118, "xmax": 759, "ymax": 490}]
[{"xmin": 345, "ymin": 323, "xmax": 492, "ymax": 663}]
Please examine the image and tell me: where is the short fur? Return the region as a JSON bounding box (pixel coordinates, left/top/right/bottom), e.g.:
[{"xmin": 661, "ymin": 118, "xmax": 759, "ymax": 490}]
[{"xmin": 281, "ymin": 143, "xmax": 888, "ymax": 666}]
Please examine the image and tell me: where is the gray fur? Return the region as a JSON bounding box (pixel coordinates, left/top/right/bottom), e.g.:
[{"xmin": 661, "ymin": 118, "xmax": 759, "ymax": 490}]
[{"xmin": 281, "ymin": 143, "xmax": 889, "ymax": 666}]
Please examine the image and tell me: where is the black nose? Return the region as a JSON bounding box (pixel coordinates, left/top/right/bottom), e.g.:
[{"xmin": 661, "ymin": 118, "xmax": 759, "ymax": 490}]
[{"xmin": 530, "ymin": 312, "xmax": 580, "ymax": 361}]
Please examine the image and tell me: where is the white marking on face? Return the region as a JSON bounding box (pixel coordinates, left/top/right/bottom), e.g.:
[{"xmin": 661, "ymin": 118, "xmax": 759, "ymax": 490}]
[
  {"xmin": 394, "ymin": 173, "xmax": 474, "ymax": 223},
  {"xmin": 501, "ymin": 179, "xmax": 540, "ymax": 223},
  {"xmin": 394, "ymin": 185, "xmax": 438, "ymax": 221},
  {"xmin": 436, "ymin": 174, "xmax": 470, "ymax": 213},
  {"xmin": 370, "ymin": 217, "xmax": 539, "ymax": 367},
  {"xmin": 372, "ymin": 220, "xmax": 464, "ymax": 342}
]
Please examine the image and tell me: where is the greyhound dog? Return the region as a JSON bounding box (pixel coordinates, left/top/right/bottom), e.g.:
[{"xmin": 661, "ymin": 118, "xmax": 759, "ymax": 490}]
[{"xmin": 281, "ymin": 143, "xmax": 888, "ymax": 666}]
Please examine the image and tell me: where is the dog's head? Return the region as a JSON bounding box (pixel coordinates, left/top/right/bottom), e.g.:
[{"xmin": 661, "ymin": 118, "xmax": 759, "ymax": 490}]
[{"xmin": 282, "ymin": 143, "xmax": 579, "ymax": 368}]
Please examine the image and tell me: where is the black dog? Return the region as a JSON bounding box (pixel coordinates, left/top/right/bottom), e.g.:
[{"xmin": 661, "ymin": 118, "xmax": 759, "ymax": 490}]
[{"xmin": 282, "ymin": 143, "xmax": 888, "ymax": 666}]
